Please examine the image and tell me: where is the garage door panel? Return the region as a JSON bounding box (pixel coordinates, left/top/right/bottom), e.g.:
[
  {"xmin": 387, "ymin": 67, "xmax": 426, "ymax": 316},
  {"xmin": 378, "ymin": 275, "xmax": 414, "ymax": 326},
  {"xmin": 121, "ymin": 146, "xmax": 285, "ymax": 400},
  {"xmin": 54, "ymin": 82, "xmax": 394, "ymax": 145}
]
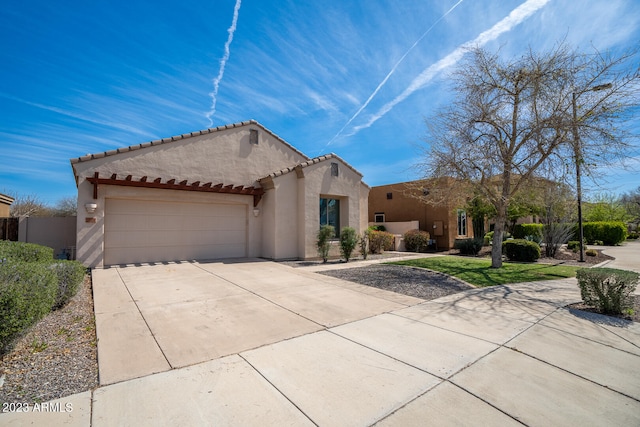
[{"xmin": 104, "ymin": 199, "xmax": 247, "ymax": 265}]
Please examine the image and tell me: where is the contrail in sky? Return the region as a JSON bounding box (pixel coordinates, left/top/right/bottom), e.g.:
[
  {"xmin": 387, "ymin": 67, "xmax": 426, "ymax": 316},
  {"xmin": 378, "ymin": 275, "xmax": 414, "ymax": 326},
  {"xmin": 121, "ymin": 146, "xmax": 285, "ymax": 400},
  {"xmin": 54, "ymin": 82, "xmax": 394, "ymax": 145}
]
[
  {"xmin": 206, "ymin": 0, "xmax": 242, "ymax": 127},
  {"xmin": 322, "ymin": 0, "xmax": 465, "ymax": 151},
  {"xmin": 336, "ymin": 0, "xmax": 551, "ymax": 141}
]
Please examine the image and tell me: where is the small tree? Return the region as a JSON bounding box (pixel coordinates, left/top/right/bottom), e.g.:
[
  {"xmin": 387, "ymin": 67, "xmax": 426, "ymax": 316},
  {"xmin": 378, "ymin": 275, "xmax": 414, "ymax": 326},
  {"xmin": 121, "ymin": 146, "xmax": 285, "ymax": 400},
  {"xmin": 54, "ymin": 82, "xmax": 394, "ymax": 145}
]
[
  {"xmin": 317, "ymin": 225, "xmax": 335, "ymax": 263},
  {"xmin": 418, "ymin": 44, "xmax": 638, "ymax": 268},
  {"xmin": 359, "ymin": 229, "xmax": 370, "ymax": 260},
  {"xmin": 339, "ymin": 227, "xmax": 358, "ymax": 262}
]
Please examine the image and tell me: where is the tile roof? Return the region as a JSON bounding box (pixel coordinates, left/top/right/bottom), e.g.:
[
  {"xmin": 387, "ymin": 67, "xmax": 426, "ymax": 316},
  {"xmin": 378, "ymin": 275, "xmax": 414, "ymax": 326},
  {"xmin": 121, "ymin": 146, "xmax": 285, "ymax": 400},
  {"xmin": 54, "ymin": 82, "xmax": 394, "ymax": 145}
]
[
  {"xmin": 70, "ymin": 120, "xmax": 310, "ymax": 164},
  {"xmin": 262, "ymin": 153, "xmax": 366, "ymax": 182}
]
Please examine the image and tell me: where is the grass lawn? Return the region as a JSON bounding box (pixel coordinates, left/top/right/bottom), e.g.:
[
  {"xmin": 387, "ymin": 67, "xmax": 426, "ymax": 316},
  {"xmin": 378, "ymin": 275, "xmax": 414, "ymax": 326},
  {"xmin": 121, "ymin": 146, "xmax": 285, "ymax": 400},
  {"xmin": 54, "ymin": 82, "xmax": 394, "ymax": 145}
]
[{"xmin": 389, "ymin": 256, "xmax": 579, "ymax": 287}]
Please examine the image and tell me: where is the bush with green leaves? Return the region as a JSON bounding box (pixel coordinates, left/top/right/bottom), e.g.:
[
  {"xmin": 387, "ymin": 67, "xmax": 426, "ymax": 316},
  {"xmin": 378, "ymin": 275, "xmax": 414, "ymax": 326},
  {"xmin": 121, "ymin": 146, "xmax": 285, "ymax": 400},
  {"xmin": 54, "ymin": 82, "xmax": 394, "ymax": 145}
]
[
  {"xmin": 576, "ymin": 268, "xmax": 639, "ymax": 315},
  {"xmin": 484, "ymin": 231, "xmax": 511, "ymax": 244},
  {"xmin": 316, "ymin": 225, "xmax": 335, "ymax": 263},
  {"xmin": 503, "ymin": 239, "xmax": 541, "ymax": 262},
  {"xmin": 49, "ymin": 260, "xmax": 87, "ymax": 309},
  {"xmin": 403, "ymin": 229, "xmax": 431, "ymax": 252},
  {"xmin": 585, "ymin": 249, "xmax": 598, "ymax": 257},
  {"xmin": 369, "ymin": 230, "xmax": 394, "ymax": 254},
  {"xmin": 628, "ymin": 232, "xmax": 639, "ymax": 240},
  {"xmin": 567, "ymin": 240, "xmax": 580, "ymax": 251},
  {"xmin": 582, "ymin": 221, "xmax": 627, "ymax": 245},
  {"xmin": 513, "ymin": 223, "xmax": 543, "ymax": 241},
  {"xmin": 368, "ymin": 224, "xmax": 387, "ymax": 232},
  {"xmin": 454, "ymin": 238, "xmax": 484, "ymax": 256},
  {"xmin": 0, "ymin": 241, "xmax": 54, "ymax": 263},
  {"xmin": 339, "ymin": 227, "xmax": 358, "ymax": 262},
  {"xmin": 0, "ymin": 261, "xmax": 59, "ymax": 355}
]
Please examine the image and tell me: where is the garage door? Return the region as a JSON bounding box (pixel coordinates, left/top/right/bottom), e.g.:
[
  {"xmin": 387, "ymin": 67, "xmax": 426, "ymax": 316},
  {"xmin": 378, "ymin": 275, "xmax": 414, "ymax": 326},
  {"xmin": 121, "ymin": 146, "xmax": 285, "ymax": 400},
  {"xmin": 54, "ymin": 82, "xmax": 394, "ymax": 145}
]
[{"xmin": 104, "ymin": 198, "xmax": 247, "ymax": 265}]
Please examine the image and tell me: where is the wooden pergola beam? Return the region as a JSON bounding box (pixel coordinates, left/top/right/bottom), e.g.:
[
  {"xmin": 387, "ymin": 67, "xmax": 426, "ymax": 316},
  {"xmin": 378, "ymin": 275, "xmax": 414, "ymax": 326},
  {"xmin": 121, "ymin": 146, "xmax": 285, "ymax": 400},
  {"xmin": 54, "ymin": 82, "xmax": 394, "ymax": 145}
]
[{"xmin": 87, "ymin": 173, "xmax": 265, "ymax": 206}]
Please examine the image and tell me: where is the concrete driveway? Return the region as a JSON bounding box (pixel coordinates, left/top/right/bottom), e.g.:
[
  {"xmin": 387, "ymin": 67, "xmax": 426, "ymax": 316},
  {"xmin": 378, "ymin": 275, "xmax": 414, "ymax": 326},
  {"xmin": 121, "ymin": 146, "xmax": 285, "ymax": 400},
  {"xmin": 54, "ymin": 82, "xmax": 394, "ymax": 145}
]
[{"xmin": 3, "ymin": 255, "xmax": 640, "ymax": 426}]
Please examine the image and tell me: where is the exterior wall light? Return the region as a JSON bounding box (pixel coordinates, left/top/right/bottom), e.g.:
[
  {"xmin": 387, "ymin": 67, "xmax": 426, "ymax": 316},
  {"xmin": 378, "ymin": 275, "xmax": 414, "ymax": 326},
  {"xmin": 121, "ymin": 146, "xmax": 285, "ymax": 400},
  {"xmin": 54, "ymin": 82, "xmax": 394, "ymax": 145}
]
[
  {"xmin": 253, "ymin": 208, "xmax": 260, "ymax": 217},
  {"xmin": 85, "ymin": 203, "xmax": 98, "ymax": 214}
]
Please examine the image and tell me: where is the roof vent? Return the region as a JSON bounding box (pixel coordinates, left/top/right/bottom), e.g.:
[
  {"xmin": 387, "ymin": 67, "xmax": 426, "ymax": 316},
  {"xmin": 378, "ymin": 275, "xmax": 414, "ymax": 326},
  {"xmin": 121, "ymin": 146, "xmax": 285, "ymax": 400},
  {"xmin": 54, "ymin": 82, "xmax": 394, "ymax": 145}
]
[{"xmin": 250, "ymin": 129, "xmax": 259, "ymax": 145}]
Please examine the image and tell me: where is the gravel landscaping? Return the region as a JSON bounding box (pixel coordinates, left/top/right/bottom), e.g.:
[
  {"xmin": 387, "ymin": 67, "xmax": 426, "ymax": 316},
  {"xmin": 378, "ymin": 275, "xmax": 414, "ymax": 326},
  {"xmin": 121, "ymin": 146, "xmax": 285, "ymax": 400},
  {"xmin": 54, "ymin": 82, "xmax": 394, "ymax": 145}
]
[
  {"xmin": 319, "ymin": 264, "xmax": 474, "ymax": 300},
  {"xmin": 0, "ymin": 275, "xmax": 98, "ymax": 405}
]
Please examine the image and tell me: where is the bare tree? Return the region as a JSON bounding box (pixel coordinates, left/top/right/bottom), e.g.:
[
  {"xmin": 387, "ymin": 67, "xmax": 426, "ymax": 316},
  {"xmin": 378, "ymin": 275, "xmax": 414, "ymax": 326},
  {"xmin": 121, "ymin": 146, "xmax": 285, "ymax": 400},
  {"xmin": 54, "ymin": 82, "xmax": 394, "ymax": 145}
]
[
  {"xmin": 9, "ymin": 194, "xmax": 49, "ymax": 217},
  {"xmin": 418, "ymin": 43, "xmax": 639, "ymax": 268},
  {"xmin": 53, "ymin": 196, "xmax": 77, "ymax": 217},
  {"xmin": 621, "ymin": 186, "xmax": 640, "ymax": 229}
]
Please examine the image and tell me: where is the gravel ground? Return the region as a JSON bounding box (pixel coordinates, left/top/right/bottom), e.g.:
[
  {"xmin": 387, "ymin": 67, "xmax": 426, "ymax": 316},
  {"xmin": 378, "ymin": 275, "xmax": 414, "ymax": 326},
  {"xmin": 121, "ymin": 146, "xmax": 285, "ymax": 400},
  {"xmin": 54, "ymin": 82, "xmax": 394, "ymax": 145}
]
[
  {"xmin": 0, "ymin": 275, "xmax": 98, "ymax": 405},
  {"xmin": 319, "ymin": 264, "xmax": 474, "ymax": 300}
]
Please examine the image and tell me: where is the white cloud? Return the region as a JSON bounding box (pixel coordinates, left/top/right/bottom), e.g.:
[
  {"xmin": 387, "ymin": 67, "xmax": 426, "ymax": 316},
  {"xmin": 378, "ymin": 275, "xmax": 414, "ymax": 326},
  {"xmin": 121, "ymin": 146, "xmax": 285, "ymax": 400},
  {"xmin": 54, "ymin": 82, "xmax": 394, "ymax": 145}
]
[{"xmin": 351, "ymin": 0, "xmax": 552, "ymax": 134}]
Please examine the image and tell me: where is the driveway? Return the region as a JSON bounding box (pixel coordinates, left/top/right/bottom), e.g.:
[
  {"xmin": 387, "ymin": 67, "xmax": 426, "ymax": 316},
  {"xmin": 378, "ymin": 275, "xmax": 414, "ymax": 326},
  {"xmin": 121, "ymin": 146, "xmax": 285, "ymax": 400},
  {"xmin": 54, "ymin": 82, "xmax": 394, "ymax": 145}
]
[
  {"xmin": 90, "ymin": 258, "xmax": 421, "ymax": 385},
  {"xmin": 3, "ymin": 256, "xmax": 640, "ymax": 426}
]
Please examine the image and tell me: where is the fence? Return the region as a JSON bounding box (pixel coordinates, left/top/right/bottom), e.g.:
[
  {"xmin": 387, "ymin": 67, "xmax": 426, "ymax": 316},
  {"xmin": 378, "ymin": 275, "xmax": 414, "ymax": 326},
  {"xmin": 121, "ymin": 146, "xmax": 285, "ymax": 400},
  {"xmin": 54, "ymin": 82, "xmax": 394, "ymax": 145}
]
[
  {"xmin": 1, "ymin": 217, "xmax": 19, "ymax": 241},
  {"xmin": 0, "ymin": 216, "xmax": 77, "ymax": 259}
]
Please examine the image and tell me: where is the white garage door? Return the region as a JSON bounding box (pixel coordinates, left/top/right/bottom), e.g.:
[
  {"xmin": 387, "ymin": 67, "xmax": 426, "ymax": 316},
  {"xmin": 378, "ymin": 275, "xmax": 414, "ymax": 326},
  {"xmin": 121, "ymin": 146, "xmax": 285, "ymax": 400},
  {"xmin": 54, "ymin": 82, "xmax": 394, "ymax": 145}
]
[{"xmin": 104, "ymin": 198, "xmax": 247, "ymax": 265}]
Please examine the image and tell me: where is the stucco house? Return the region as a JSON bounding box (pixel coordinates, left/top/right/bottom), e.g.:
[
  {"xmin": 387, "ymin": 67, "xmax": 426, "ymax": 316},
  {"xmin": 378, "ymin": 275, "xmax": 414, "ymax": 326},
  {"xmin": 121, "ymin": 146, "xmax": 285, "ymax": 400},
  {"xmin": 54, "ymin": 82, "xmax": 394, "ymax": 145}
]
[
  {"xmin": 368, "ymin": 179, "xmax": 473, "ymax": 250},
  {"xmin": 71, "ymin": 120, "xmax": 369, "ymax": 267}
]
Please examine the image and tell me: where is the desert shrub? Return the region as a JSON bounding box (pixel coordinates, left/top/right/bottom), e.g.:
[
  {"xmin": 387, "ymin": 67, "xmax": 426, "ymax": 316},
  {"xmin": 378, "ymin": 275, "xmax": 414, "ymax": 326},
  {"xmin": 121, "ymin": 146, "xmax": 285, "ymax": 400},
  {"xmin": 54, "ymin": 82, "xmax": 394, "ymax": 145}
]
[
  {"xmin": 0, "ymin": 261, "xmax": 58, "ymax": 355},
  {"xmin": 543, "ymin": 222, "xmax": 574, "ymax": 258},
  {"xmin": 316, "ymin": 225, "xmax": 335, "ymax": 263},
  {"xmin": 454, "ymin": 238, "xmax": 484, "ymax": 256},
  {"xmin": 369, "ymin": 230, "xmax": 394, "ymax": 254},
  {"xmin": 359, "ymin": 230, "xmax": 370, "ymax": 260},
  {"xmin": 0, "ymin": 241, "xmax": 54, "ymax": 263},
  {"xmin": 513, "ymin": 223, "xmax": 543, "ymax": 241},
  {"xmin": 403, "ymin": 229, "xmax": 431, "ymax": 253},
  {"xmin": 585, "ymin": 249, "xmax": 598, "ymax": 257},
  {"xmin": 49, "ymin": 261, "xmax": 86, "ymax": 309},
  {"xmin": 503, "ymin": 239, "xmax": 540, "ymax": 262},
  {"xmin": 576, "ymin": 268, "xmax": 639, "ymax": 315},
  {"xmin": 339, "ymin": 227, "xmax": 358, "ymax": 262},
  {"xmin": 582, "ymin": 221, "xmax": 627, "ymax": 245}
]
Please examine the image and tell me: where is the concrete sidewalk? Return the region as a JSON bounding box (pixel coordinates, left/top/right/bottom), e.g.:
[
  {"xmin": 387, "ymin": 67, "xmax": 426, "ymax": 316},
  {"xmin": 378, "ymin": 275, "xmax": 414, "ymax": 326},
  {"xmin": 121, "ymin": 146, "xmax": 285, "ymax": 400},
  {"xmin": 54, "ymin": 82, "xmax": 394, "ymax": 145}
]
[{"xmin": 3, "ymin": 257, "xmax": 640, "ymax": 426}]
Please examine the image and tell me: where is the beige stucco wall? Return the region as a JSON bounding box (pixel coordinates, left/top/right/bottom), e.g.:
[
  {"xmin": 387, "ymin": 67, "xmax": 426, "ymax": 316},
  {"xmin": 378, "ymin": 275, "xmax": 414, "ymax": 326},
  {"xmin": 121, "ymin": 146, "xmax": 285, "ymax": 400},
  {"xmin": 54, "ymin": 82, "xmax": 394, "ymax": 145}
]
[{"xmin": 296, "ymin": 158, "xmax": 365, "ymax": 259}]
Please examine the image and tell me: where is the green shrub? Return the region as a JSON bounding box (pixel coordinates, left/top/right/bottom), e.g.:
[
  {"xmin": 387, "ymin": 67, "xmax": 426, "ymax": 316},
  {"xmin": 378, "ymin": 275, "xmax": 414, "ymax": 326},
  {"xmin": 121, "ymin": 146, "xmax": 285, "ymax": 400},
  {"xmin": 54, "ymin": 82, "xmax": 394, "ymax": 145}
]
[
  {"xmin": 49, "ymin": 261, "xmax": 86, "ymax": 309},
  {"xmin": 582, "ymin": 221, "xmax": 627, "ymax": 245},
  {"xmin": 0, "ymin": 241, "xmax": 54, "ymax": 263},
  {"xmin": 369, "ymin": 230, "xmax": 394, "ymax": 254},
  {"xmin": 585, "ymin": 249, "xmax": 598, "ymax": 257},
  {"xmin": 368, "ymin": 225, "xmax": 387, "ymax": 232},
  {"xmin": 339, "ymin": 227, "xmax": 358, "ymax": 262},
  {"xmin": 484, "ymin": 231, "xmax": 511, "ymax": 244},
  {"xmin": 628, "ymin": 232, "xmax": 639, "ymax": 240},
  {"xmin": 576, "ymin": 268, "xmax": 639, "ymax": 315},
  {"xmin": 567, "ymin": 240, "xmax": 582, "ymax": 252},
  {"xmin": 503, "ymin": 239, "xmax": 541, "ymax": 262},
  {"xmin": 454, "ymin": 238, "xmax": 484, "ymax": 256},
  {"xmin": 403, "ymin": 229, "xmax": 431, "ymax": 252},
  {"xmin": 0, "ymin": 261, "xmax": 58, "ymax": 355},
  {"xmin": 317, "ymin": 225, "xmax": 335, "ymax": 263},
  {"xmin": 513, "ymin": 223, "xmax": 543, "ymax": 241}
]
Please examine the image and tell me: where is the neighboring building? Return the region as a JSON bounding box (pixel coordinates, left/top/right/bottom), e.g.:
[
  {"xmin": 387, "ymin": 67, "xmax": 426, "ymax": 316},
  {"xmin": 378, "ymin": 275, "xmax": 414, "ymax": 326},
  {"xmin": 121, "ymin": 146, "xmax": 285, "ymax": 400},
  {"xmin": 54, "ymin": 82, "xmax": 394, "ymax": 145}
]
[
  {"xmin": 368, "ymin": 179, "xmax": 472, "ymax": 250},
  {"xmin": 71, "ymin": 120, "xmax": 369, "ymax": 267},
  {"xmin": 0, "ymin": 193, "xmax": 14, "ymax": 217}
]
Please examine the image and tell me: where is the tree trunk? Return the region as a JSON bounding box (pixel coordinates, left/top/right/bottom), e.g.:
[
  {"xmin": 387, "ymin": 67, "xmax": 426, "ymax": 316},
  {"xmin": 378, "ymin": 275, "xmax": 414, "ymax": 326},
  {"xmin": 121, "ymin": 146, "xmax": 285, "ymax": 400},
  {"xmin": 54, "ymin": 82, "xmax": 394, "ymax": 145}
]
[{"xmin": 491, "ymin": 215, "xmax": 505, "ymax": 268}]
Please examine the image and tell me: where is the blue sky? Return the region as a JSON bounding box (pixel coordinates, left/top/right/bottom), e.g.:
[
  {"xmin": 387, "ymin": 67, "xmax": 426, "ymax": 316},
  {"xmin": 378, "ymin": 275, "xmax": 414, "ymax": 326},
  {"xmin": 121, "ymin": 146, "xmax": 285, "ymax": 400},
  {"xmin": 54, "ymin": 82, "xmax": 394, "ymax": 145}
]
[{"xmin": 1, "ymin": 0, "xmax": 639, "ymax": 206}]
